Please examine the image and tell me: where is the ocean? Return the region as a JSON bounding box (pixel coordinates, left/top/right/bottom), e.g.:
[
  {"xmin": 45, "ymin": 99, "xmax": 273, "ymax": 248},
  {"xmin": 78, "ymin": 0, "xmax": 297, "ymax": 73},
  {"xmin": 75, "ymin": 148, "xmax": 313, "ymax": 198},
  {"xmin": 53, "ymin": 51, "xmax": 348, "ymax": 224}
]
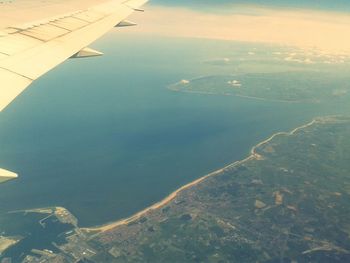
[{"xmin": 0, "ymin": 34, "xmax": 348, "ymax": 227}]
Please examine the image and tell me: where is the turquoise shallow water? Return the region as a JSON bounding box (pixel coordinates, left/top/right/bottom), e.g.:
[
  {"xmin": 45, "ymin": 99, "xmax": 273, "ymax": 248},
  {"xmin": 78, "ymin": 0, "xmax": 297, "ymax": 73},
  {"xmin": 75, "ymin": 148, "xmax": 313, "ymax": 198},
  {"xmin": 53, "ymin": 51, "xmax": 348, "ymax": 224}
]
[{"xmin": 0, "ymin": 35, "xmax": 348, "ymax": 227}]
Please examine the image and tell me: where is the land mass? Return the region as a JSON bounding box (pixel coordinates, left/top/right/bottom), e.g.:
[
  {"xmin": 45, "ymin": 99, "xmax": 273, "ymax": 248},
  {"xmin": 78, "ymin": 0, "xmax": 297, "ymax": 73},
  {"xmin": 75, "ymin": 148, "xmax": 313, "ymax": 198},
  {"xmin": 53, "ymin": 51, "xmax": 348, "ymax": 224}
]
[
  {"xmin": 169, "ymin": 72, "xmax": 350, "ymax": 103},
  {"xmin": 82, "ymin": 120, "xmax": 317, "ymax": 234},
  {"xmin": 2, "ymin": 115, "xmax": 350, "ymax": 262},
  {"xmin": 88, "ymin": 116, "xmax": 350, "ymax": 263}
]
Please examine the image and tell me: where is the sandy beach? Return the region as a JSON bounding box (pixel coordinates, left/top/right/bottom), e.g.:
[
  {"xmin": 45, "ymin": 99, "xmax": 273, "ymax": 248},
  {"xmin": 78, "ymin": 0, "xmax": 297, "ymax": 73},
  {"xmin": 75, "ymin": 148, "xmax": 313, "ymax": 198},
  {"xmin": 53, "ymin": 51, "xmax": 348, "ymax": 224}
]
[{"xmin": 82, "ymin": 118, "xmax": 318, "ymax": 233}]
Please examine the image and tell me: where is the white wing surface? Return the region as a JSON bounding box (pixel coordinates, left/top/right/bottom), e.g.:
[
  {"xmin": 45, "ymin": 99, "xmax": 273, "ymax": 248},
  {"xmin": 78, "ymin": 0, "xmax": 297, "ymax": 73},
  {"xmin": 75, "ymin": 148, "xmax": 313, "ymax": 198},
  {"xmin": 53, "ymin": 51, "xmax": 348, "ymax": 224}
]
[
  {"xmin": 0, "ymin": 0, "xmax": 148, "ymax": 112},
  {"xmin": 0, "ymin": 0, "xmax": 148, "ymax": 183},
  {"xmin": 0, "ymin": 168, "xmax": 18, "ymax": 183}
]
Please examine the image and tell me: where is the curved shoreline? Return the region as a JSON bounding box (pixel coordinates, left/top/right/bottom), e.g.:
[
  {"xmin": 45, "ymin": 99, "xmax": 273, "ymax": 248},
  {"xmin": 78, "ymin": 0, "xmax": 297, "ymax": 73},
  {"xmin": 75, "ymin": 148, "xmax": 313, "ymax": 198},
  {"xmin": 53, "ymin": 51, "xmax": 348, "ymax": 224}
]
[
  {"xmin": 167, "ymin": 74, "xmax": 313, "ymax": 104},
  {"xmin": 82, "ymin": 118, "xmax": 318, "ymax": 233},
  {"xmin": 168, "ymin": 86, "xmax": 304, "ymax": 104}
]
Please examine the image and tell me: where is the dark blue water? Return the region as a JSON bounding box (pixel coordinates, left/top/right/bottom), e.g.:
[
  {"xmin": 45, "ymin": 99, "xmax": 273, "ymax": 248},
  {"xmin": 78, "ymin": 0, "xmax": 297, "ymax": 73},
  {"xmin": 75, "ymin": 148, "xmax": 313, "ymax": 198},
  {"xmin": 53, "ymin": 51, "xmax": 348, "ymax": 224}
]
[{"xmin": 0, "ymin": 35, "xmax": 346, "ymax": 227}]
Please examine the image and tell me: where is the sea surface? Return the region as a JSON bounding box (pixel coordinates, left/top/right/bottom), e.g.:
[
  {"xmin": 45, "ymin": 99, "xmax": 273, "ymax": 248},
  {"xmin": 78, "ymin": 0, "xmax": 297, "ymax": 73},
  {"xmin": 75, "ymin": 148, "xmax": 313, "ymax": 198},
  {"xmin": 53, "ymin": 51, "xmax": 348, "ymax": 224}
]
[{"xmin": 0, "ymin": 34, "xmax": 348, "ymax": 227}]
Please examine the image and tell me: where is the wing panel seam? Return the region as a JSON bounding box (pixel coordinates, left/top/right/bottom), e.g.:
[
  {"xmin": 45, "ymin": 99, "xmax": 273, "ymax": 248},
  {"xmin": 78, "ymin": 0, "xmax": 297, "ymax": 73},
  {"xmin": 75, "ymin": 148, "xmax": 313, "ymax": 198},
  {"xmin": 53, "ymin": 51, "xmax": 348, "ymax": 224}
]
[{"xmin": 0, "ymin": 66, "xmax": 34, "ymax": 81}]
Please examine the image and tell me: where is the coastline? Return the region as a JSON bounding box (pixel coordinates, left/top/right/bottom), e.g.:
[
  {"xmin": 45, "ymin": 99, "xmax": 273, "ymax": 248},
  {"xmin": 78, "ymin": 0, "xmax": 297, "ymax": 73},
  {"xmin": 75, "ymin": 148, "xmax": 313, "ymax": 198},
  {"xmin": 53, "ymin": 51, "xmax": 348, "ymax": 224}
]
[
  {"xmin": 166, "ymin": 76, "xmax": 312, "ymax": 104},
  {"xmin": 82, "ymin": 118, "xmax": 318, "ymax": 233},
  {"xmin": 168, "ymin": 86, "xmax": 306, "ymax": 104}
]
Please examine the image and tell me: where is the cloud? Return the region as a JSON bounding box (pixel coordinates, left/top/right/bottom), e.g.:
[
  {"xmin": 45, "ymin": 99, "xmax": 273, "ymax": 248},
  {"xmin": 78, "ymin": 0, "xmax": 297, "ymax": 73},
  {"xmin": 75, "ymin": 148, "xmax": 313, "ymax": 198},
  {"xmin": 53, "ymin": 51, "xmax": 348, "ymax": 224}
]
[
  {"xmin": 227, "ymin": 80, "xmax": 242, "ymax": 87},
  {"xmin": 129, "ymin": 5, "xmax": 350, "ymax": 54},
  {"xmin": 180, "ymin": 79, "xmax": 190, "ymax": 84}
]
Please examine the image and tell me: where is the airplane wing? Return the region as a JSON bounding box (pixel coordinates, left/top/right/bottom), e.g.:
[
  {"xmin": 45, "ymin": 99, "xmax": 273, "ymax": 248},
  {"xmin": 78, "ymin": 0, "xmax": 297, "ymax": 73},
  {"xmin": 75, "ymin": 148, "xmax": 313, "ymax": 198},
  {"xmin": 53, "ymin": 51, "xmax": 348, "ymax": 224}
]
[
  {"xmin": 0, "ymin": 0, "xmax": 148, "ymax": 183},
  {"xmin": 0, "ymin": 168, "xmax": 18, "ymax": 183},
  {"xmin": 0, "ymin": 0, "xmax": 148, "ymax": 112}
]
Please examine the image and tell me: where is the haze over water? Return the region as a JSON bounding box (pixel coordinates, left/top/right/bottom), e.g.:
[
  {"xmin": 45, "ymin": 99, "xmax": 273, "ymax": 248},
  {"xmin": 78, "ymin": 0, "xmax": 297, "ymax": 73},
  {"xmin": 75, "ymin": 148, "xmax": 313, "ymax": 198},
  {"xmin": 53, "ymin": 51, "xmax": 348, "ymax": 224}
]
[{"xmin": 0, "ymin": 33, "xmax": 347, "ymax": 227}]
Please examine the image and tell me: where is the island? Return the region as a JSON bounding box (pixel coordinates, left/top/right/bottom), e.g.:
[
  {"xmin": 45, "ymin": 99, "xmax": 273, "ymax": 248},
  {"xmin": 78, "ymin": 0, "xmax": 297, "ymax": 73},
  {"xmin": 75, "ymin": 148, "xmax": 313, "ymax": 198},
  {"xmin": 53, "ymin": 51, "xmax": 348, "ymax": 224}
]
[{"xmin": 168, "ymin": 72, "xmax": 350, "ymax": 103}]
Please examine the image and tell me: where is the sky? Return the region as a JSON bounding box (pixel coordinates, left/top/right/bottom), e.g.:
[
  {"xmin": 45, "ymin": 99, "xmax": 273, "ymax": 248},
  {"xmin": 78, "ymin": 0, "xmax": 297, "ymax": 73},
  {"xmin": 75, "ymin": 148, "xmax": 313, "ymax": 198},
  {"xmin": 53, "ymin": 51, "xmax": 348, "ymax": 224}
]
[{"xmin": 126, "ymin": 0, "xmax": 350, "ymax": 55}]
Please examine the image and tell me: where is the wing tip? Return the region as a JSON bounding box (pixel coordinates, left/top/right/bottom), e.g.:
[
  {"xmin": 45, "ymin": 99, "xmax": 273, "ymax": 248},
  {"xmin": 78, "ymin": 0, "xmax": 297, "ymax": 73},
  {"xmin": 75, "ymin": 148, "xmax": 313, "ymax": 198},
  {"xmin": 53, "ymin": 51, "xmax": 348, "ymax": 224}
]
[{"xmin": 0, "ymin": 168, "xmax": 18, "ymax": 184}]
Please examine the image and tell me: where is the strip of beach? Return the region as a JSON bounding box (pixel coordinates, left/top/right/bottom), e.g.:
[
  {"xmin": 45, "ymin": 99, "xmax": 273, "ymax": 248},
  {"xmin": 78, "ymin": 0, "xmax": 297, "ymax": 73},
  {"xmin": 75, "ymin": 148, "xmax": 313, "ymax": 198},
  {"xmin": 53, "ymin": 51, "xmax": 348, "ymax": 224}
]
[{"xmin": 82, "ymin": 118, "xmax": 318, "ymax": 233}]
